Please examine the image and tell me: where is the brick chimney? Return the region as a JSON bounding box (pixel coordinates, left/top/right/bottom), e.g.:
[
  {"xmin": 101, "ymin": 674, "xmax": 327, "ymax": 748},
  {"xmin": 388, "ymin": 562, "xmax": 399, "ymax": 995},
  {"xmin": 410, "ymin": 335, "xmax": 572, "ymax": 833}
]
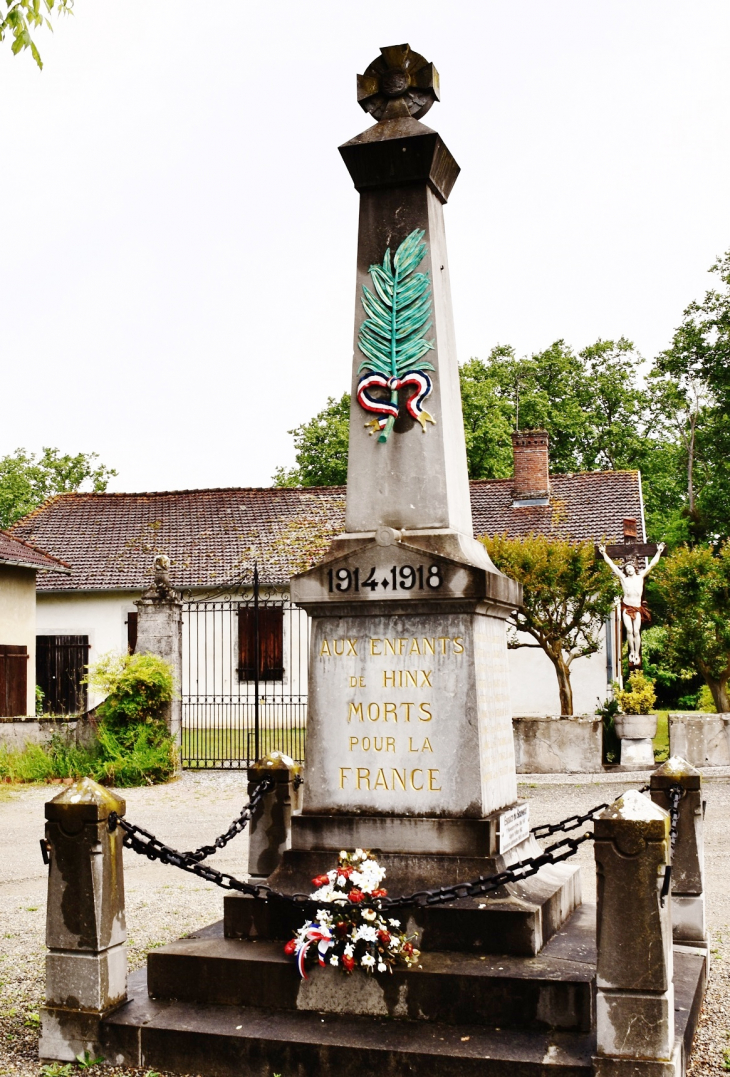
[{"xmin": 511, "ymin": 430, "xmax": 550, "ymax": 503}]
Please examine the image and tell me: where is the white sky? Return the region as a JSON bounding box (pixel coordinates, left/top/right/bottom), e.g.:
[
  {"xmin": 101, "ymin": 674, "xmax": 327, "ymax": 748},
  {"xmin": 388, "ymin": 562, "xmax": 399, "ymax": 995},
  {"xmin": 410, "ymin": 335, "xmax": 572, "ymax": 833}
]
[{"xmin": 2, "ymin": 1, "xmax": 729, "ymax": 492}]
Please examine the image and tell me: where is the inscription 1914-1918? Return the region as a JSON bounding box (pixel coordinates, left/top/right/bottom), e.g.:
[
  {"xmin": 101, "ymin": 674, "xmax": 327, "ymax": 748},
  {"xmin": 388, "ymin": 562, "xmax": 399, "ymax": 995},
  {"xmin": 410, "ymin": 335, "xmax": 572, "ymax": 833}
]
[{"xmin": 328, "ymin": 563, "xmax": 443, "ymax": 593}]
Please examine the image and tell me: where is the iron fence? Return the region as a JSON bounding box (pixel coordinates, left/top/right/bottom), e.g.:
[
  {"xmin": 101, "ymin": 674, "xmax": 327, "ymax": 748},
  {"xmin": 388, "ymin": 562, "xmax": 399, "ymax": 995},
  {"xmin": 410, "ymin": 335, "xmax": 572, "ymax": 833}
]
[{"xmin": 181, "ymin": 570, "xmax": 309, "ymax": 768}]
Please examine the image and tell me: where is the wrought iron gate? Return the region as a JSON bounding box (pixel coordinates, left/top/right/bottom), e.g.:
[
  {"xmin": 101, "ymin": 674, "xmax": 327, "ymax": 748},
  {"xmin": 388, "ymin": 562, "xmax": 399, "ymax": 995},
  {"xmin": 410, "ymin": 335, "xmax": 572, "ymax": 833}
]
[{"xmin": 181, "ymin": 572, "xmax": 309, "ymax": 768}]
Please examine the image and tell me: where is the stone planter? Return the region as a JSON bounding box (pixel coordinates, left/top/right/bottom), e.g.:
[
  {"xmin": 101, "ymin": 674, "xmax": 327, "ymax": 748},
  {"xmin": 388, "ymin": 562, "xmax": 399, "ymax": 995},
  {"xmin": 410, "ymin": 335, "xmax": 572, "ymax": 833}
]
[
  {"xmin": 512, "ymin": 715, "xmax": 603, "ymax": 773},
  {"xmin": 614, "ymin": 713, "xmax": 657, "ymax": 767}
]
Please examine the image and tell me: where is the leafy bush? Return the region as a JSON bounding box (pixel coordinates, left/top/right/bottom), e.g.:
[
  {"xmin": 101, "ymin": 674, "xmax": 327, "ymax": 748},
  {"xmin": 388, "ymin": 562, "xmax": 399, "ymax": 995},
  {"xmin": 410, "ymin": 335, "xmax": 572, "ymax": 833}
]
[
  {"xmin": 697, "ymin": 684, "xmax": 717, "ymax": 712},
  {"xmin": 0, "ymin": 654, "xmax": 178, "ymax": 787},
  {"xmin": 614, "ymin": 671, "xmax": 657, "ymax": 715},
  {"xmin": 596, "ymin": 695, "xmax": 620, "ymax": 764}
]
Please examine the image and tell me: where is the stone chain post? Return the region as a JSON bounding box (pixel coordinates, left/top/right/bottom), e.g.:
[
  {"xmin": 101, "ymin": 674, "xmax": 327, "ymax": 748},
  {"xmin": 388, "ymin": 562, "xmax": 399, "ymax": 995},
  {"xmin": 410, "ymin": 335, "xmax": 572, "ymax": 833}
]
[
  {"xmin": 650, "ymin": 756, "xmax": 707, "ymax": 953},
  {"xmin": 593, "ymin": 789, "xmax": 676, "ymax": 1077},
  {"xmin": 247, "ymin": 751, "xmax": 302, "ymax": 882},
  {"xmin": 40, "ymin": 778, "xmax": 127, "ymax": 1062}
]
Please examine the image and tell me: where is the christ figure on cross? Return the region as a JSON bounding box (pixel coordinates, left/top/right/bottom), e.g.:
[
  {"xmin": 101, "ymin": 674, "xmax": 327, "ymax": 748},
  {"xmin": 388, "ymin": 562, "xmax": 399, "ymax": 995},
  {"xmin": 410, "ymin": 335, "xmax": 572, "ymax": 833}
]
[{"xmin": 598, "ymin": 542, "xmax": 665, "ymax": 668}]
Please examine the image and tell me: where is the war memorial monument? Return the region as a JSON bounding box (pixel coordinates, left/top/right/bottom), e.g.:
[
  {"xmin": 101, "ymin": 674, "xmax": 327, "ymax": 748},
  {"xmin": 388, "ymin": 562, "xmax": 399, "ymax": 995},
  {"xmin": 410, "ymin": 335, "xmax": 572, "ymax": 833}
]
[{"xmin": 39, "ymin": 43, "xmax": 708, "ymax": 1077}]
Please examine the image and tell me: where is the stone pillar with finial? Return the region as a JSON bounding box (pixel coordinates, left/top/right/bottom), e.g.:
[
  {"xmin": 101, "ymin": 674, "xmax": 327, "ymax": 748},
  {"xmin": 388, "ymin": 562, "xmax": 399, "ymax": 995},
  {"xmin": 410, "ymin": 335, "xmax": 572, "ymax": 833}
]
[{"xmin": 134, "ymin": 554, "xmax": 182, "ymax": 744}]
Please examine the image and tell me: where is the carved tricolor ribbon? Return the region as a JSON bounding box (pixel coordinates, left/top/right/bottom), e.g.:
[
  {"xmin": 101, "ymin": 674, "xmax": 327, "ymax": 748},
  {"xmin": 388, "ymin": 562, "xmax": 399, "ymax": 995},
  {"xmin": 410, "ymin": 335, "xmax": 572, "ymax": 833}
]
[
  {"xmin": 357, "ymin": 371, "xmax": 436, "ymax": 435},
  {"xmin": 295, "ymin": 924, "xmax": 334, "ymax": 979}
]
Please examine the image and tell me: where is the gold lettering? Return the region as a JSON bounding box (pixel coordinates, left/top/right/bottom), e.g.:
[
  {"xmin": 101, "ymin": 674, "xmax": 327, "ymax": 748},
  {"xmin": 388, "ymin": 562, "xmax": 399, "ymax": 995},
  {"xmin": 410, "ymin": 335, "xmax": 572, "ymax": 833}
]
[
  {"xmin": 421, "ymin": 670, "xmax": 433, "ymax": 687},
  {"xmin": 320, "ymin": 640, "xmax": 332, "ymax": 657},
  {"xmin": 367, "ymin": 703, "xmax": 380, "ymax": 723},
  {"xmin": 346, "ymin": 639, "xmax": 358, "ymax": 656},
  {"xmin": 438, "ymin": 637, "xmax": 449, "ymax": 655},
  {"xmin": 391, "ymin": 768, "xmax": 406, "ymax": 791},
  {"xmin": 356, "ymin": 768, "xmax": 371, "ymax": 790},
  {"xmin": 402, "ymin": 702, "xmax": 414, "ymax": 722},
  {"xmin": 419, "ymin": 702, "xmax": 432, "ymax": 722},
  {"xmin": 348, "ymin": 703, "xmax": 364, "ymax": 723},
  {"xmin": 374, "ymin": 768, "xmax": 388, "ymax": 790},
  {"xmin": 410, "ymin": 768, "xmax": 424, "ymax": 791},
  {"xmin": 386, "ymin": 736, "xmax": 396, "ymax": 752},
  {"xmin": 408, "ymin": 736, "xmax": 418, "ymax": 753},
  {"xmin": 383, "ymin": 670, "xmax": 396, "ymax": 688},
  {"xmin": 422, "ymin": 737, "xmax": 433, "ymax": 753},
  {"xmin": 370, "ymin": 638, "xmax": 382, "ymax": 656},
  {"xmin": 428, "ymin": 769, "xmax": 441, "ymax": 792},
  {"xmin": 374, "ymin": 737, "xmax": 383, "ymax": 752},
  {"xmin": 385, "ymin": 638, "xmax": 397, "ymax": 656},
  {"xmin": 384, "ymin": 702, "xmax": 397, "ymax": 722},
  {"xmin": 423, "ymin": 638, "xmax": 435, "ymax": 655},
  {"xmin": 362, "ymin": 736, "xmax": 371, "ymax": 751},
  {"xmin": 339, "ymin": 767, "xmax": 351, "ymax": 788},
  {"xmin": 398, "ymin": 638, "xmax": 407, "ymax": 655},
  {"xmin": 359, "ymin": 676, "xmax": 365, "ymax": 687},
  {"xmin": 409, "ymin": 638, "xmax": 421, "ymax": 656},
  {"xmin": 349, "ymin": 736, "xmax": 358, "ymax": 751},
  {"xmin": 334, "ymin": 639, "xmax": 345, "ymax": 656},
  {"xmin": 349, "ymin": 676, "xmax": 359, "ymax": 687},
  {"xmin": 453, "ymin": 637, "xmax": 464, "ymax": 654},
  {"xmin": 406, "ymin": 670, "xmax": 418, "ymax": 688}
]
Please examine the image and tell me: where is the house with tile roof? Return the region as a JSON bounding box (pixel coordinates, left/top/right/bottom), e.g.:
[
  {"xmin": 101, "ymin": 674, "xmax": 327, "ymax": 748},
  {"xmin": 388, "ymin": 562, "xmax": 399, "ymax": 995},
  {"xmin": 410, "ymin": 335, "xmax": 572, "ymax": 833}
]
[
  {"xmin": 0, "ymin": 531, "xmax": 70, "ymax": 716},
  {"xmin": 10, "ymin": 434, "xmax": 644, "ymax": 722}
]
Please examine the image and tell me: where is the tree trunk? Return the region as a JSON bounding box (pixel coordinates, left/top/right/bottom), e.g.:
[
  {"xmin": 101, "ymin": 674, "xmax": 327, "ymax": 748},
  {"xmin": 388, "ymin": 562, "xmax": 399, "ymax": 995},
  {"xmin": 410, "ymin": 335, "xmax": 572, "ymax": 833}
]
[
  {"xmin": 687, "ymin": 410, "xmax": 696, "ymax": 516},
  {"xmin": 705, "ymin": 674, "xmax": 729, "ymax": 713},
  {"xmin": 549, "ymin": 652, "xmax": 574, "ymax": 715}
]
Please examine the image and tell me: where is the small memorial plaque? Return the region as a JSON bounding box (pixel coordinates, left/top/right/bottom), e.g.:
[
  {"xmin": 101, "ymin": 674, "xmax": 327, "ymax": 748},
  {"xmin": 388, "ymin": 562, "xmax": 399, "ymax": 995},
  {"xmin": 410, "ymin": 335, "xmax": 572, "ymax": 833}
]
[{"xmin": 498, "ymin": 803, "xmax": 530, "ymax": 854}]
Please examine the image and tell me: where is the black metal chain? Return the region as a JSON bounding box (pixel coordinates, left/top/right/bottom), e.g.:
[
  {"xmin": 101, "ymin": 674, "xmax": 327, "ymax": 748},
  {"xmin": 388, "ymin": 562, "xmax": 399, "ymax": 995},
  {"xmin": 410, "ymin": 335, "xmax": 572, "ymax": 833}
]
[
  {"xmin": 666, "ymin": 784, "xmax": 682, "ymax": 856},
  {"xmin": 183, "ymin": 776, "xmax": 274, "ymax": 863},
  {"xmin": 530, "ymin": 803, "xmax": 609, "ymax": 840}
]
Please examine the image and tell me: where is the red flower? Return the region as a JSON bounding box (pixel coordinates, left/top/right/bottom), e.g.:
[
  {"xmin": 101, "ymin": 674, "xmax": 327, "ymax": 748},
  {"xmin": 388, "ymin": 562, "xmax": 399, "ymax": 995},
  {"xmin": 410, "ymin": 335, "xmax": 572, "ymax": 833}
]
[
  {"xmin": 342, "ymin": 954, "xmax": 356, "ymax": 972},
  {"xmin": 338, "ymin": 866, "xmax": 354, "ymax": 878},
  {"xmin": 335, "ymin": 921, "xmax": 349, "ymax": 937},
  {"xmin": 402, "ymin": 942, "xmax": 414, "ymax": 956},
  {"xmin": 377, "ymin": 930, "xmax": 391, "ymax": 945},
  {"xmin": 311, "ymin": 874, "xmax": 330, "ymax": 888},
  {"xmin": 348, "ymin": 889, "xmax": 365, "ymax": 903},
  {"xmin": 284, "ymin": 939, "xmax": 297, "ymax": 955},
  {"xmin": 371, "ymin": 888, "xmax": 388, "ymax": 898}
]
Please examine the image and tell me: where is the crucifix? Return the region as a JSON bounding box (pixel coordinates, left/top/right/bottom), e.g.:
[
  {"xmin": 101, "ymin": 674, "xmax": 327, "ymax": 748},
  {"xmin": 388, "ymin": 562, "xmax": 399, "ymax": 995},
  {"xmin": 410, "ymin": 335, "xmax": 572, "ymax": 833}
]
[{"xmin": 596, "ymin": 519, "xmax": 665, "ymax": 671}]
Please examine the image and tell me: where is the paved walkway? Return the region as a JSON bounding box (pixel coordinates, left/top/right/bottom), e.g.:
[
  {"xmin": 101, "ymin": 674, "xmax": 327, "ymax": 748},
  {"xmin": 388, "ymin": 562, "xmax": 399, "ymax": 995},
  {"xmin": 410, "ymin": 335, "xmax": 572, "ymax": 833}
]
[{"xmin": 0, "ymin": 772, "xmax": 727, "ymax": 1076}]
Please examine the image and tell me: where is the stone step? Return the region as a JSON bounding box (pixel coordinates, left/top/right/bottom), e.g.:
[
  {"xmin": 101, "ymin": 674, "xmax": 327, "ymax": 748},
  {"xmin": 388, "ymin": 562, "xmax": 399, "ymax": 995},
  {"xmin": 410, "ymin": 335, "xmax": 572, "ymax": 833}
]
[
  {"xmin": 146, "ymin": 927, "xmax": 594, "ymax": 1031},
  {"xmin": 104, "ymin": 968, "xmax": 596, "ymax": 1077}
]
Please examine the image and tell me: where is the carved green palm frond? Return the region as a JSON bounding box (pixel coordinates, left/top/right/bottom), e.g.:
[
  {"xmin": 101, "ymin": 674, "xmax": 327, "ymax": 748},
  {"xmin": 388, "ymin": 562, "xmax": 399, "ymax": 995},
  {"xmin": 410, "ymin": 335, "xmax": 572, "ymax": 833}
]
[{"xmin": 357, "ymin": 228, "xmax": 434, "ymax": 380}]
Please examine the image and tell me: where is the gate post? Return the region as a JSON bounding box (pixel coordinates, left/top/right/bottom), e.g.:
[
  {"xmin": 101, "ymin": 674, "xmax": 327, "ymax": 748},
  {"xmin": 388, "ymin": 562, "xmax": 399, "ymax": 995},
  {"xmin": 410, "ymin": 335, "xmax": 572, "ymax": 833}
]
[
  {"xmin": 40, "ymin": 778, "xmax": 127, "ymax": 1062},
  {"xmin": 135, "ymin": 554, "xmax": 182, "ymax": 744},
  {"xmin": 650, "ymin": 756, "xmax": 707, "ymax": 953},
  {"xmin": 247, "ymin": 751, "xmax": 302, "ymax": 882},
  {"xmin": 592, "ymin": 789, "xmax": 676, "ymax": 1076}
]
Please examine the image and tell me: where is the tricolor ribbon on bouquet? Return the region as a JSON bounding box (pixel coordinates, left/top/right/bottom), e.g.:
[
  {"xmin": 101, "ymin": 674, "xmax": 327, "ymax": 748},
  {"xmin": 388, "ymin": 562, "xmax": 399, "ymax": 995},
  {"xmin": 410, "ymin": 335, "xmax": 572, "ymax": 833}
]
[
  {"xmin": 357, "ymin": 371, "xmax": 436, "ymax": 437},
  {"xmin": 295, "ymin": 924, "xmax": 334, "ymax": 979}
]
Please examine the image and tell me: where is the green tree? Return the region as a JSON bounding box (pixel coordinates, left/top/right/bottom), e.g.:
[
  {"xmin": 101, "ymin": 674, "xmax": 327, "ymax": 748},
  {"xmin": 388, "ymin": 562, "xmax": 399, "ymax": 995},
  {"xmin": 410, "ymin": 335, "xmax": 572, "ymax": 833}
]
[
  {"xmin": 272, "ymin": 394, "xmax": 349, "ymax": 488},
  {"xmin": 482, "ymin": 534, "xmax": 619, "ymax": 715},
  {"xmin": 653, "ymin": 543, "xmax": 730, "ymax": 712},
  {"xmin": 459, "ymin": 353, "xmax": 514, "ymax": 479},
  {"xmin": 1, "ymin": 0, "xmax": 72, "ymax": 69},
  {"xmin": 0, "ymin": 447, "xmax": 116, "ymax": 529}
]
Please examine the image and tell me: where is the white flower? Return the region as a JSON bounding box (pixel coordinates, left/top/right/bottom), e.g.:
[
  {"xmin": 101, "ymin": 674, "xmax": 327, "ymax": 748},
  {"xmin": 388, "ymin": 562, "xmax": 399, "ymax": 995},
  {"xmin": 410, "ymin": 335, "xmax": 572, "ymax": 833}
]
[
  {"xmin": 336, "ymin": 875, "xmax": 349, "ymax": 888},
  {"xmin": 388, "ymin": 918, "xmax": 401, "ymax": 928},
  {"xmin": 354, "ymin": 848, "xmax": 366, "ymax": 861},
  {"xmin": 343, "ymin": 943, "xmax": 354, "ymax": 957},
  {"xmin": 339, "ymin": 850, "xmax": 348, "ymax": 859},
  {"xmin": 361, "ymin": 953, "xmax": 376, "ymax": 968},
  {"xmin": 316, "ymin": 909, "xmax": 333, "ymax": 925},
  {"xmin": 330, "ymin": 955, "xmax": 339, "ymax": 966},
  {"xmin": 327, "ymin": 869, "xmax": 337, "ymax": 882},
  {"xmin": 355, "ymin": 925, "xmax": 378, "ymax": 943},
  {"xmin": 310, "ymin": 886, "xmax": 337, "ymax": 903},
  {"xmin": 377, "ymin": 961, "xmax": 387, "ymax": 972},
  {"xmin": 361, "ymin": 908, "xmax": 377, "ymax": 922}
]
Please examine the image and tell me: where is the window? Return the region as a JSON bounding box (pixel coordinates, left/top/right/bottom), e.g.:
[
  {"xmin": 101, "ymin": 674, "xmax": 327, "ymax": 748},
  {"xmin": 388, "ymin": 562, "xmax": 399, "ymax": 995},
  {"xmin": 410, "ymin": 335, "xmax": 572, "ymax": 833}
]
[
  {"xmin": 36, "ymin": 636, "xmax": 90, "ymax": 715},
  {"xmin": 0, "ymin": 645, "xmax": 28, "ymax": 717},
  {"xmin": 126, "ymin": 612, "xmax": 138, "ymax": 655},
  {"xmin": 238, "ymin": 606, "xmax": 284, "ymax": 681}
]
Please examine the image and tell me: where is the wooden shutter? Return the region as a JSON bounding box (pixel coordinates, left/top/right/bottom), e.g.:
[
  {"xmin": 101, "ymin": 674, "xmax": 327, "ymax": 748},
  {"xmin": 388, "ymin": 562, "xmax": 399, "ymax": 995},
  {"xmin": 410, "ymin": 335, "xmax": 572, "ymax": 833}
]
[
  {"xmin": 127, "ymin": 612, "xmax": 138, "ymax": 655},
  {"xmin": 237, "ymin": 606, "xmax": 284, "ymax": 681},
  {"xmin": 0, "ymin": 645, "xmax": 28, "ymax": 717},
  {"xmin": 36, "ymin": 636, "xmax": 90, "ymax": 715}
]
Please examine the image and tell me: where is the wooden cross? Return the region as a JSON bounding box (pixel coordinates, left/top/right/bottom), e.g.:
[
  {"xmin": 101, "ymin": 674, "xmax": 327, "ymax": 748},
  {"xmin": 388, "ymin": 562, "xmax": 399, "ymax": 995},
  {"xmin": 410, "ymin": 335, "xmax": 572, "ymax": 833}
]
[{"xmin": 598, "ymin": 518, "xmax": 660, "ymax": 567}]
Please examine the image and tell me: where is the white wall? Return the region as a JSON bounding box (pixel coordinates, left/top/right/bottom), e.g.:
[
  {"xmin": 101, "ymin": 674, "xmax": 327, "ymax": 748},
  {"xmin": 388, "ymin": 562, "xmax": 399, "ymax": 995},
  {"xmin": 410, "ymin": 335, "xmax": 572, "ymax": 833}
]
[
  {"xmin": 0, "ymin": 565, "xmax": 37, "ymax": 715},
  {"xmin": 508, "ymin": 607, "xmax": 621, "ymax": 717},
  {"xmin": 36, "ymin": 591, "xmax": 139, "ymax": 709}
]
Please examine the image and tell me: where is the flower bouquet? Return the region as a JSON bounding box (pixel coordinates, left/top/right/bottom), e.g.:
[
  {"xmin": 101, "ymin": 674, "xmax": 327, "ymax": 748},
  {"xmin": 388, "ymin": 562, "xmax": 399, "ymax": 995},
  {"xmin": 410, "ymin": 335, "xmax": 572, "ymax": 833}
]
[{"xmin": 284, "ymin": 849, "xmax": 420, "ymax": 978}]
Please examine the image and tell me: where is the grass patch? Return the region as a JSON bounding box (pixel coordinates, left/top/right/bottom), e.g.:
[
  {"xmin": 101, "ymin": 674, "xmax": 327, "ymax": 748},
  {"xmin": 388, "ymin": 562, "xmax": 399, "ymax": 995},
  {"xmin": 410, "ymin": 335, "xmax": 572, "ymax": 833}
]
[{"xmin": 182, "ymin": 726, "xmax": 305, "ymax": 767}]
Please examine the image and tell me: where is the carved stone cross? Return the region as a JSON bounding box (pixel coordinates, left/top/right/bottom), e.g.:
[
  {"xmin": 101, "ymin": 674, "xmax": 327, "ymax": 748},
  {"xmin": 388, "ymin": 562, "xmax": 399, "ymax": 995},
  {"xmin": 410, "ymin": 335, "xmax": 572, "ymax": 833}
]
[{"xmin": 599, "ymin": 518, "xmax": 660, "ymax": 569}]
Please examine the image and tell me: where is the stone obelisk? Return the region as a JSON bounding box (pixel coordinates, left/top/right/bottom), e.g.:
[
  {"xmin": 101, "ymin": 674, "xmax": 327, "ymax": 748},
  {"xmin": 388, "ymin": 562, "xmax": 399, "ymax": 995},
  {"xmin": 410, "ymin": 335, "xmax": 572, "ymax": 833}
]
[{"xmin": 291, "ymin": 44, "xmax": 526, "ymax": 855}]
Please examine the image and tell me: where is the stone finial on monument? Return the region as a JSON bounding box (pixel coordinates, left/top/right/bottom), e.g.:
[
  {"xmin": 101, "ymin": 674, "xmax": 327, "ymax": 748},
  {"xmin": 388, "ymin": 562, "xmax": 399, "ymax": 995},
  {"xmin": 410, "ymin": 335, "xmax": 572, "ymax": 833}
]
[
  {"xmin": 135, "ymin": 553, "xmax": 182, "ymax": 744},
  {"xmin": 593, "ymin": 790, "xmax": 675, "ymax": 1075},
  {"xmin": 40, "ymin": 778, "xmax": 127, "ymax": 1062}
]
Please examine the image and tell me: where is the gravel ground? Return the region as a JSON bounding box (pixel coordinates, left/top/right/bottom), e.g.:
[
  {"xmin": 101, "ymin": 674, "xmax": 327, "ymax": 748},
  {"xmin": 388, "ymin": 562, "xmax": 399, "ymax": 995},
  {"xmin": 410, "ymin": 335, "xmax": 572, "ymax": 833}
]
[{"xmin": 0, "ymin": 772, "xmax": 728, "ymax": 1077}]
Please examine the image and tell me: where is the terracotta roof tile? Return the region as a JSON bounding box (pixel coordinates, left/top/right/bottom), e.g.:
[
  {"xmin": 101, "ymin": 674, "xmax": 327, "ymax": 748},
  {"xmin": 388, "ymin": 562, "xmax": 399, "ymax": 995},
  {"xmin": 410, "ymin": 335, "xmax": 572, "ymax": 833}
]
[
  {"xmin": 0, "ymin": 529, "xmax": 71, "ymax": 573},
  {"xmin": 10, "ymin": 472, "xmax": 643, "ymax": 592}
]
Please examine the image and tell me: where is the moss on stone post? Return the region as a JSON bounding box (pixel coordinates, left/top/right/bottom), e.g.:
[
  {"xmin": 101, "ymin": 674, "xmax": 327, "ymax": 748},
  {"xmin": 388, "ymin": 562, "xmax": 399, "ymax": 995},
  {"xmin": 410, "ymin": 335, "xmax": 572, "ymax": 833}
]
[
  {"xmin": 650, "ymin": 756, "xmax": 707, "ymax": 952},
  {"xmin": 593, "ymin": 789, "xmax": 676, "ymax": 1076},
  {"xmin": 247, "ymin": 751, "xmax": 302, "ymax": 882},
  {"xmin": 40, "ymin": 777, "xmax": 127, "ymax": 1062}
]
